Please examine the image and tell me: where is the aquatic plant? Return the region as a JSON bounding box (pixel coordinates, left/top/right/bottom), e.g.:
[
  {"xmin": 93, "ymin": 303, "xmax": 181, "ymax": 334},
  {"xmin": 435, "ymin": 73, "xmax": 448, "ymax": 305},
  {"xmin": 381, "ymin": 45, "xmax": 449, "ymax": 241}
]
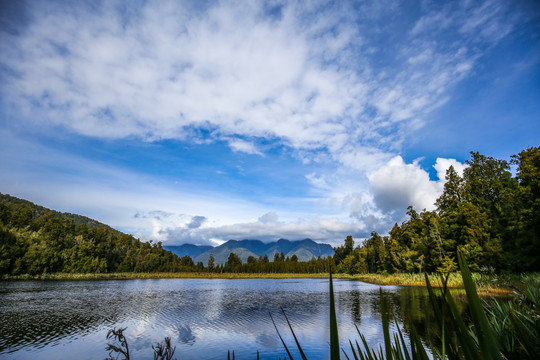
[
  {"xmin": 105, "ymin": 327, "xmax": 130, "ymax": 360},
  {"xmin": 484, "ymin": 280, "xmax": 540, "ymax": 359},
  {"xmin": 105, "ymin": 327, "xmax": 177, "ymax": 360},
  {"xmin": 274, "ymin": 250, "xmax": 510, "ymax": 360}
]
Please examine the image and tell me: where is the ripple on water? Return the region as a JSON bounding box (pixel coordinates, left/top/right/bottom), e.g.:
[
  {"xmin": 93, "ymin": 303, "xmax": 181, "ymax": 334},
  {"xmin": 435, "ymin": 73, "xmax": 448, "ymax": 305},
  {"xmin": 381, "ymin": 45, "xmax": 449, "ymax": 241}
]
[{"xmin": 1, "ymin": 278, "xmax": 413, "ymax": 360}]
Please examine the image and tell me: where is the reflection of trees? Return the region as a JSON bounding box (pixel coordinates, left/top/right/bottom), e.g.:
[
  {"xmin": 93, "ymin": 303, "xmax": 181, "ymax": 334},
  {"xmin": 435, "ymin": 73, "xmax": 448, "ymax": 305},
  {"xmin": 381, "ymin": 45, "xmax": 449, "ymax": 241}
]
[
  {"xmin": 388, "ymin": 287, "xmax": 468, "ymax": 351},
  {"xmin": 336, "ymin": 288, "xmax": 384, "ymax": 326}
]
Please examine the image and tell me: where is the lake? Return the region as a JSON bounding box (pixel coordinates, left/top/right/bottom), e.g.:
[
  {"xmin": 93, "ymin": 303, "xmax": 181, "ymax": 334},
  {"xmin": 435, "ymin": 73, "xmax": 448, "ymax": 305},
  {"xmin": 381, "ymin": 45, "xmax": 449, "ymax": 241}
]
[{"xmin": 0, "ymin": 278, "xmax": 438, "ymax": 359}]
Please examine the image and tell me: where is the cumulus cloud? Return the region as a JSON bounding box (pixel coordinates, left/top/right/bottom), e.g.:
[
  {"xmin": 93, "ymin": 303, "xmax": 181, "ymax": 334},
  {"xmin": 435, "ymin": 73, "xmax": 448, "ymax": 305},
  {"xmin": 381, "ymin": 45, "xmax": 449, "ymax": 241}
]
[
  {"xmin": 368, "ymin": 157, "xmax": 439, "ymax": 214},
  {"xmin": 367, "ymin": 156, "xmax": 466, "ymax": 223},
  {"xmin": 187, "ymin": 215, "xmax": 207, "ymax": 229},
  {"xmin": 258, "ymin": 212, "xmax": 279, "ymax": 224}
]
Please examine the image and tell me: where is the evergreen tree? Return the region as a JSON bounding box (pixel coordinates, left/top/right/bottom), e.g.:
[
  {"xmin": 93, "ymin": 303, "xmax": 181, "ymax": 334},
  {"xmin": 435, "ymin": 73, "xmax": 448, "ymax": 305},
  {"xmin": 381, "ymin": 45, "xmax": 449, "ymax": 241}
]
[{"xmin": 207, "ymin": 254, "xmax": 215, "ymax": 271}]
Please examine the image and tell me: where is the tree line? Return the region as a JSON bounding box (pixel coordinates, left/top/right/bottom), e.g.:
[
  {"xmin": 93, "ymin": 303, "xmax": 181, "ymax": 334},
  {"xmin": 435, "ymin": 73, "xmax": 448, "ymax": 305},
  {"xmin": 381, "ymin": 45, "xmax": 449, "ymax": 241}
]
[{"xmin": 333, "ymin": 147, "xmax": 540, "ymax": 274}]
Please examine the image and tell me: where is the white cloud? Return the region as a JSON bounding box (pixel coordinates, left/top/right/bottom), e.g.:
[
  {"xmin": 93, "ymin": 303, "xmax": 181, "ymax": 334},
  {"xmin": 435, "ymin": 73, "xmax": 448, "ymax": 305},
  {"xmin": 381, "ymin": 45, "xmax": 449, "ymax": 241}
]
[
  {"xmin": 368, "ymin": 156, "xmax": 440, "ymax": 214},
  {"xmin": 0, "ymin": 0, "xmax": 520, "ymax": 166},
  {"xmin": 367, "ymin": 156, "xmax": 467, "ymax": 220},
  {"xmin": 0, "ymin": 0, "xmax": 523, "ymax": 242},
  {"xmin": 433, "ymin": 157, "xmax": 467, "ymax": 180},
  {"xmin": 161, "ymin": 212, "xmax": 361, "ymax": 247},
  {"xmin": 227, "ymin": 139, "xmax": 263, "ymax": 155}
]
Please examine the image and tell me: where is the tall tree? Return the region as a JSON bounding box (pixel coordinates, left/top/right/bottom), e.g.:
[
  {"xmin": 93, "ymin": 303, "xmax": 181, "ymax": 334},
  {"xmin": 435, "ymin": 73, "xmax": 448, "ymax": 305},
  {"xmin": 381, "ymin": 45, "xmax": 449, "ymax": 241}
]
[
  {"xmin": 462, "ymin": 151, "xmax": 517, "ymax": 249},
  {"xmin": 207, "ymin": 254, "xmax": 215, "ymax": 271},
  {"xmin": 333, "ymin": 235, "xmax": 354, "ymax": 265},
  {"xmin": 511, "ymin": 146, "xmax": 540, "ymax": 270}
]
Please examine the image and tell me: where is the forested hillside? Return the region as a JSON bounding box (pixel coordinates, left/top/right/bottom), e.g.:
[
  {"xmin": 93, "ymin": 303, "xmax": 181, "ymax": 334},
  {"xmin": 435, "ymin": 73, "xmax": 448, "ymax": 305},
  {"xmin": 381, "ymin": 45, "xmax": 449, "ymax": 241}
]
[
  {"xmin": 333, "ymin": 147, "xmax": 540, "ymax": 274},
  {"xmin": 0, "ymin": 194, "xmax": 196, "ymax": 275}
]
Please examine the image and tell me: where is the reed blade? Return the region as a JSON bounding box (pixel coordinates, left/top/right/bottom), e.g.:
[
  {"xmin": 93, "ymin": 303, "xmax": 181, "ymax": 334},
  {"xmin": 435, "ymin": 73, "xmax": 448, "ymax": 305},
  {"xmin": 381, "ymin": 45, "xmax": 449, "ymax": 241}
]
[
  {"xmin": 457, "ymin": 250, "xmax": 502, "ymax": 360},
  {"xmin": 270, "ymin": 311, "xmax": 295, "ymax": 360},
  {"xmin": 329, "ymin": 272, "xmax": 341, "ymax": 360},
  {"xmin": 281, "ymin": 306, "xmax": 308, "ymax": 360}
]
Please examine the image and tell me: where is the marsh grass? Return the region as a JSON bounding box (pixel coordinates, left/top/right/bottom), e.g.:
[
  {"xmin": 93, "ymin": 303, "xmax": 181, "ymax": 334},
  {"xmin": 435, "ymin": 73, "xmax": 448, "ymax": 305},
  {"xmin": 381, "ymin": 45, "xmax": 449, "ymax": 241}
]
[
  {"xmin": 348, "ymin": 272, "xmax": 523, "ymax": 296},
  {"xmin": 3, "ymin": 271, "xmax": 532, "ymax": 296},
  {"xmin": 275, "ymin": 251, "xmax": 538, "ymax": 360}
]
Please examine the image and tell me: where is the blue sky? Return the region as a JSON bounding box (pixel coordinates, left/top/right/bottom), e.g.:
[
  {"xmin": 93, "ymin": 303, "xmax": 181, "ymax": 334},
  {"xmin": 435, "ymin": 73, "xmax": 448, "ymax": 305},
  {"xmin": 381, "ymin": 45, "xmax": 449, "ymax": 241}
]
[{"xmin": 1, "ymin": 0, "xmax": 539, "ymax": 247}]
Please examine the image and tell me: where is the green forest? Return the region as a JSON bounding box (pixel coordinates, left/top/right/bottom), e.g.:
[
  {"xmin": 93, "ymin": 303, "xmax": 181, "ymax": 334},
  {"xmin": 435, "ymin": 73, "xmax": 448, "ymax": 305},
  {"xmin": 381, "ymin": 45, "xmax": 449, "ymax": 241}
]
[
  {"xmin": 0, "ymin": 194, "xmax": 198, "ymax": 275},
  {"xmin": 334, "ymin": 147, "xmax": 540, "ymax": 274},
  {"xmin": 1, "ymin": 146, "xmax": 538, "ymax": 277}
]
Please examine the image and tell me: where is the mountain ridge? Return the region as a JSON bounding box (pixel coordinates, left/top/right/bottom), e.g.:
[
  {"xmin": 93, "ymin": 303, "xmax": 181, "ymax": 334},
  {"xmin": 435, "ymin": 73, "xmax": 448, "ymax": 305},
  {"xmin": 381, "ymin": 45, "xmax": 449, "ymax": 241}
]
[{"xmin": 165, "ymin": 238, "xmax": 335, "ymax": 265}]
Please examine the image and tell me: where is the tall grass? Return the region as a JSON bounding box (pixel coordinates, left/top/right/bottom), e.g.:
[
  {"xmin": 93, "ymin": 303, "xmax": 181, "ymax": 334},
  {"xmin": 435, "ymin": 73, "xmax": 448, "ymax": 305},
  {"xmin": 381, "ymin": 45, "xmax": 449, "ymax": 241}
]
[{"xmin": 275, "ymin": 250, "xmax": 537, "ymax": 360}]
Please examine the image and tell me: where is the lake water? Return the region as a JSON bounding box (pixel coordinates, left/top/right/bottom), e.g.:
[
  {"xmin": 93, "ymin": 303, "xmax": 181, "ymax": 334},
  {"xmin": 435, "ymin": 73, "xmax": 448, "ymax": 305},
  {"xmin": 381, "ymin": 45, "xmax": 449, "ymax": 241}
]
[{"xmin": 0, "ymin": 278, "xmax": 435, "ymax": 359}]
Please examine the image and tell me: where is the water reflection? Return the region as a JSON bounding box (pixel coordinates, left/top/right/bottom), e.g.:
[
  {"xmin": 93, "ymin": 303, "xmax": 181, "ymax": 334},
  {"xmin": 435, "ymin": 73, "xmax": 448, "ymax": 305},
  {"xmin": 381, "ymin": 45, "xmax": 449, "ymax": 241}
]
[{"xmin": 0, "ymin": 279, "xmax": 449, "ymax": 359}]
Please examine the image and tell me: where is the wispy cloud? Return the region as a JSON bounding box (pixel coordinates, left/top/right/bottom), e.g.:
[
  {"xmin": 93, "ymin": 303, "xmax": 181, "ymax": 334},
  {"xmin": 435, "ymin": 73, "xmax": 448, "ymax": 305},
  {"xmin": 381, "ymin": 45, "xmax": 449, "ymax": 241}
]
[
  {"xmin": 0, "ymin": 0, "xmax": 529, "ymax": 243},
  {"xmin": 1, "ymin": 0, "xmax": 520, "ymax": 161}
]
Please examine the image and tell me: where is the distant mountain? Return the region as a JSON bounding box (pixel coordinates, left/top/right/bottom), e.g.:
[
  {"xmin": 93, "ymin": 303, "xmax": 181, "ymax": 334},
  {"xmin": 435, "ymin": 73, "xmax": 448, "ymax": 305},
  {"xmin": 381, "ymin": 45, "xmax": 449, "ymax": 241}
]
[
  {"xmin": 192, "ymin": 238, "xmax": 334, "ymax": 265},
  {"xmin": 164, "ymin": 244, "xmax": 213, "ymax": 259}
]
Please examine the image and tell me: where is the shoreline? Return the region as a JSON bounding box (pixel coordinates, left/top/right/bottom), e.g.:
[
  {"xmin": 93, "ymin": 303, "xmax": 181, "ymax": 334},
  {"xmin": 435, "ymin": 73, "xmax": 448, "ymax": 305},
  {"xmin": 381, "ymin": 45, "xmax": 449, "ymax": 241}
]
[{"xmin": 1, "ymin": 271, "xmax": 530, "ymax": 296}]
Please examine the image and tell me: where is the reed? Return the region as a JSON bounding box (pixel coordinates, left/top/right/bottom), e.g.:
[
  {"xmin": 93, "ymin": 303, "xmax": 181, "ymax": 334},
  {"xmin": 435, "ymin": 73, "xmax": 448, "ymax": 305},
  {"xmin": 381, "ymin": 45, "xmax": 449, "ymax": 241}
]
[{"xmin": 274, "ymin": 251, "xmax": 538, "ymax": 360}]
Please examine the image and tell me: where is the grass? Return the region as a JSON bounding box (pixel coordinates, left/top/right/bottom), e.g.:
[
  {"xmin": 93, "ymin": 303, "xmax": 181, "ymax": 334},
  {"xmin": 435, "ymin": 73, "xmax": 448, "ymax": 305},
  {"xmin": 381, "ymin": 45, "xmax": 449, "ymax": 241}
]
[
  {"xmin": 278, "ymin": 252, "xmax": 536, "ymax": 360},
  {"xmin": 344, "ymin": 272, "xmax": 531, "ymax": 296}
]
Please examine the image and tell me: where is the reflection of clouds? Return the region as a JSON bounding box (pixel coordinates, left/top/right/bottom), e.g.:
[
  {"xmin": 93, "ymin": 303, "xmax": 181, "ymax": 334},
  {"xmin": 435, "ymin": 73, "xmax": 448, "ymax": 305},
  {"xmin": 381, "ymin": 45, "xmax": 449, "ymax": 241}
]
[
  {"xmin": 2, "ymin": 278, "xmax": 415, "ymax": 359},
  {"xmin": 204, "ymin": 285, "xmax": 225, "ymax": 321},
  {"xmin": 256, "ymin": 332, "xmax": 280, "ymax": 350}
]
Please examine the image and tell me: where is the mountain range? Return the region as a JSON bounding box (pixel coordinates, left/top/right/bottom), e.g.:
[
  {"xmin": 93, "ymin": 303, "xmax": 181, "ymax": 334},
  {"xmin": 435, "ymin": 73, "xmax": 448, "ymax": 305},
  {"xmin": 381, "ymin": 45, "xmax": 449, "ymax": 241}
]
[{"xmin": 164, "ymin": 238, "xmax": 335, "ymax": 265}]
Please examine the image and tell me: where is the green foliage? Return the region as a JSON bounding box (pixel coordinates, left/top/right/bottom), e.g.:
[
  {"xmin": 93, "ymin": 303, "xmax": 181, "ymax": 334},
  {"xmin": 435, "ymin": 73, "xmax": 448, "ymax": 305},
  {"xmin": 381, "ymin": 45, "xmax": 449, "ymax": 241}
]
[
  {"xmin": 0, "ymin": 194, "xmax": 197, "ymax": 276},
  {"xmin": 336, "ymin": 147, "xmax": 540, "ymax": 275},
  {"xmin": 485, "ymin": 277, "xmax": 540, "ymax": 359},
  {"xmin": 334, "ymin": 235, "xmax": 354, "ymax": 265}
]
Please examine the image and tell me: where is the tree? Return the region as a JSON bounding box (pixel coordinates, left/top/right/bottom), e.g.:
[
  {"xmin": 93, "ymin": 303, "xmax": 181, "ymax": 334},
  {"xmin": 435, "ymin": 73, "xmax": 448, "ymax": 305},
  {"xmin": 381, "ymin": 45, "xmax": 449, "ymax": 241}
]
[
  {"xmin": 462, "ymin": 151, "xmax": 517, "ymax": 252},
  {"xmin": 436, "ymin": 165, "xmax": 464, "ymax": 214},
  {"xmin": 225, "ymin": 252, "xmax": 242, "ymax": 272},
  {"xmin": 207, "ymin": 254, "xmax": 215, "ymax": 271},
  {"xmin": 334, "ymin": 235, "xmax": 354, "ymax": 265},
  {"xmin": 179, "ymin": 256, "xmax": 194, "ymax": 267},
  {"xmin": 364, "ymin": 232, "xmax": 385, "ymax": 273},
  {"xmin": 510, "ymin": 146, "xmax": 540, "ymax": 270}
]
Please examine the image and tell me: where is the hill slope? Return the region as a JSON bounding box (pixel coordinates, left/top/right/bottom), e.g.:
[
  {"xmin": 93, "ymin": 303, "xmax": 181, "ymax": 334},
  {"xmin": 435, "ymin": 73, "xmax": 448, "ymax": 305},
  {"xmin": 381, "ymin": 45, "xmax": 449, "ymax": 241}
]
[
  {"xmin": 0, "ymin": 193, "xmax": 109, "ymax": 229},
  {"xmin": 0, "ymin": 193, "xmax": 191, "ymax": 275}
]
